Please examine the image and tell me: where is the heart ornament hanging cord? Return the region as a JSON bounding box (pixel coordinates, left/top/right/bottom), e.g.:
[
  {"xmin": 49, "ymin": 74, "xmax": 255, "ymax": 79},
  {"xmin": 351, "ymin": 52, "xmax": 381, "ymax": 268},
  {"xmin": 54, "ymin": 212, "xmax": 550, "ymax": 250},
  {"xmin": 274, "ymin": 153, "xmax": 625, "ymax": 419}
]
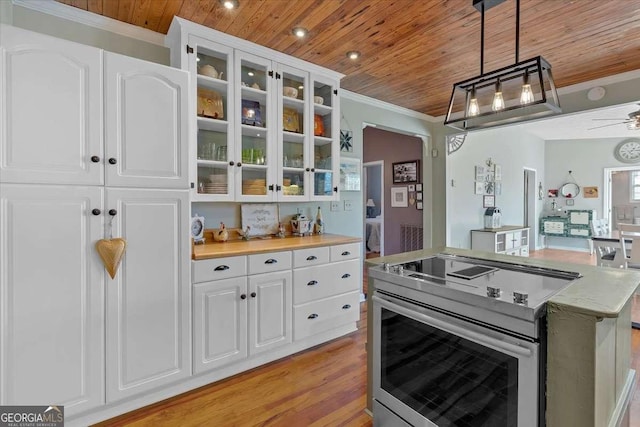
[{"xmin": 96, "ymin": 213, "xmax": 126, "ymax": 279}]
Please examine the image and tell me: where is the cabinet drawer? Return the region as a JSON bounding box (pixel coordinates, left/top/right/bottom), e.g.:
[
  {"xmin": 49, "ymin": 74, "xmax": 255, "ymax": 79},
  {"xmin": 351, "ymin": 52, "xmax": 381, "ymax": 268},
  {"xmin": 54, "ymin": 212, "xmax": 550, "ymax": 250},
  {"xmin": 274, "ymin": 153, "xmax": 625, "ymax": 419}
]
[
  {"xmin": 248, "ymin": 251, "xmax": 292, "ymax": 275},
  {"xmin": 293, "ymin": 246, "xmax": 330, "ymax": 268},
  {"xmin": 330, "ymin": 242, "xmax": 360, "ymax": 262},
  {"xmin": 568, "ymin": 228, "xmax": 590, "ymax": 237},
  {"xmin": 293, "ymin": 292, "xmax": 360, "ymax": 341},
  {"xmin": 192, "ymin": 256, "xmax": 247, "ymax": 283},
  {"xmin": 293, "ymin": 259, "xmax": 360, "ymax": 304}
]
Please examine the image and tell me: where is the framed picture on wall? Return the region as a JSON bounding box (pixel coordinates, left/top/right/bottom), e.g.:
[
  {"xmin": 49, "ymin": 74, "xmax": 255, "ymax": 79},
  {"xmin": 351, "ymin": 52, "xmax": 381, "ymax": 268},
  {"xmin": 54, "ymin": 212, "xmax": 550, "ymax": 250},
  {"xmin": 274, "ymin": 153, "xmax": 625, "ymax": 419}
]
[
  {"xmin": 416, "ymin": 183, "xmax": 423, "ymax": 191},
  {"xmin": 391, "ymin": 187, "xmax": 408, "ymax": 207},
  {"xmin": 417, "ymin": 201, "xmax": 423, "ymax": 210},
  {"xmin": 392, "ymin": 160, "xmax": 419, "ymax": 184},
  {"xmin": 483, "ymin": 195, "xmax": 495, "ymax": 208}
]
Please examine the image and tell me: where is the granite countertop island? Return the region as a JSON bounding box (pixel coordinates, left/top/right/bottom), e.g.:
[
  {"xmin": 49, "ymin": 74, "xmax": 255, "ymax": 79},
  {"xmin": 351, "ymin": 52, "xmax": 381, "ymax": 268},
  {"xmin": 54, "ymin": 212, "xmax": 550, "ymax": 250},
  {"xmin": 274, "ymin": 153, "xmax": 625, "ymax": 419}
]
[{"xmin": 365, "ymin": 246, "xmax": 640, "ymax": 427}]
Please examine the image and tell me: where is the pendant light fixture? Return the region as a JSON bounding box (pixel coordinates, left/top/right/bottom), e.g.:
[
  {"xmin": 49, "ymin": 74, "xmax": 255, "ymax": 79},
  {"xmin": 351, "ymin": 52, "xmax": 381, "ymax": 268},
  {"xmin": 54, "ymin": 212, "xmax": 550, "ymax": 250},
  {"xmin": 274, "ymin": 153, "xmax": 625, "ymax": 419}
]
[{"xmin": 444, "ymin": 0, "xmax": 561, "ymax": 131}]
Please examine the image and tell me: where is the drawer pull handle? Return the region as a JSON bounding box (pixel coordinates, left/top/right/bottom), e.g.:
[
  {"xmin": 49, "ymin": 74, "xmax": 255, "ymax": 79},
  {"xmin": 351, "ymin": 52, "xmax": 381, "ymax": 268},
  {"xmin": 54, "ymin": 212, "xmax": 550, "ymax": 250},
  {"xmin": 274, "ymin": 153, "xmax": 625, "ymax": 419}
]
[
  {"xmin": 264, "ymin": 259, "xmax": 278, "ymax": 264},
  {"xmin": 341, "ymin": 273, "xmax": 351, "ymax": 279},
  {"xmin": 342, "ymin": 304, "xmax": 352, "ymax": 310},
  {"xmin": 306, "ymin": 255, "xmax": 317, "ymax": 261},
  {"xmin": 214, "ymin": 265, "xmax": 230, "ymax": 271},
  {"xmin": 308, "ymin": 313, "xmax": 319, "ymax": 319},
  {"xmin": 307, "ymin": 280, "xmax": 318, "ymax": 286},
  {"xmin": 341, "ymin": 251, "xmax": 351, "ymax": 256}
]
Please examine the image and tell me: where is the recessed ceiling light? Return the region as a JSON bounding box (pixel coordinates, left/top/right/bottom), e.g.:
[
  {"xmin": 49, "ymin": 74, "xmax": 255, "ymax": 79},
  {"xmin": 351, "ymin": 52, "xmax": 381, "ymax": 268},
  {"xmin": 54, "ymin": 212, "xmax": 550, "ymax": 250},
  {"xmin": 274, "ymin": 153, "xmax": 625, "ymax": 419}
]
[
  {"xmin": 220, "ymin": 0, "xmax": 238, "ymax": 9},
  {"xmin": 292, "ymin": 27, "xmax": 308, "ymax": 38},
  {"xmin": 346, "ymin": 51, "xmax": 361, "ymax": 60}
]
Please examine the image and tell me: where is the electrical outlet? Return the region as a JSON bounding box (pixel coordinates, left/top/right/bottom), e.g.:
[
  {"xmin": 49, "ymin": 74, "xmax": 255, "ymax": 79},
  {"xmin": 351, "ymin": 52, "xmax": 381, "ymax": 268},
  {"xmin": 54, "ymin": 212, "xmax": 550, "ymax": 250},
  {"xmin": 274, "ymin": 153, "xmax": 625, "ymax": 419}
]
[
  {"xmin": 344, "ymin": 200, "xmax": 353, "ymax": 211},
  {"xmin": 330, "ymin": 201, "xmax": 340, "ymax": 211}
]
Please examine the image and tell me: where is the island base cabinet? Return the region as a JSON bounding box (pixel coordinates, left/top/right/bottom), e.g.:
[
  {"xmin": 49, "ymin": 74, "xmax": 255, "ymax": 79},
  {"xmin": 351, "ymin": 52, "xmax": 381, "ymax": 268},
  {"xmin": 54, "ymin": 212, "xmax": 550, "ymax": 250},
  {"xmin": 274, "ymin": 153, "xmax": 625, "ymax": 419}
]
[
  {"xmin": 193, "ymin": 277, "xmax": 248, "ymax": 374},
  {"xmin": 105, "ymin": 188, "xmax": 190, "ymax": 403},
  {"xmin": 0, "ymin": 184, "xmax": 104, "ymax": 416},
  {"xmin": 293, "ymin": 292, "xmax": 360, "ymax": 341}
]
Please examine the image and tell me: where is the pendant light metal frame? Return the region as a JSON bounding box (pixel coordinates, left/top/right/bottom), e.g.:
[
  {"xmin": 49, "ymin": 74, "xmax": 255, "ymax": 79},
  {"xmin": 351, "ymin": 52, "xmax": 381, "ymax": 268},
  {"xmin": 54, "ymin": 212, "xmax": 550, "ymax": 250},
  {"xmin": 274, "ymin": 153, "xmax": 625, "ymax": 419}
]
[{"xmin": 444, "ymin": 0, "xmax": 561, "ymax": 131}]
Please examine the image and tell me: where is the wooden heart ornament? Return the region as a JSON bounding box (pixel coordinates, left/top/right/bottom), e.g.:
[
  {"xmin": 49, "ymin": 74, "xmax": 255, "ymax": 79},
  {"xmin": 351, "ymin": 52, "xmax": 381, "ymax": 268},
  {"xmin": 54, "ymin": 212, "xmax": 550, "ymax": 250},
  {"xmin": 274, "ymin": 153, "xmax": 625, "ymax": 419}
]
[{"xmin": 96, "ymin": 238, "xmax": 127, "ymax": 279}]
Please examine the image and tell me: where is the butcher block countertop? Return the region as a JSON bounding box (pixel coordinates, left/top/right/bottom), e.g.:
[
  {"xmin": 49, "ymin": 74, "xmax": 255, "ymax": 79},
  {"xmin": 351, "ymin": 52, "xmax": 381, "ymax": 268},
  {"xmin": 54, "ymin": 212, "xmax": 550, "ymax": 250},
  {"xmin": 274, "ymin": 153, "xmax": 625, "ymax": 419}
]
[{"xmin": 192, "ymin": 233, "xmax": 361, "ymax": 260}]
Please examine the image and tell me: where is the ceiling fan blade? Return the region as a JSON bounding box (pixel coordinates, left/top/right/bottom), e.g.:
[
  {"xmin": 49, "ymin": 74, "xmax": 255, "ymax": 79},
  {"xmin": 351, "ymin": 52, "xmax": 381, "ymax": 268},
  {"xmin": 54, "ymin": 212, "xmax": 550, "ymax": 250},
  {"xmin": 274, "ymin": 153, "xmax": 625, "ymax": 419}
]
[{"xmin": 588, "ymin": 122, "xmax": 626, "ymax": 130}]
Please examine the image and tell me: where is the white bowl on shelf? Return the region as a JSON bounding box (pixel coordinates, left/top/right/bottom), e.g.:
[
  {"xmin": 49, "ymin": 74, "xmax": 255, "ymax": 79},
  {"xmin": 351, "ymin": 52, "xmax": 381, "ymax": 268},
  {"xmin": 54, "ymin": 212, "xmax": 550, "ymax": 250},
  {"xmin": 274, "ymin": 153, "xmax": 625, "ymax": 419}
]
[
  {"xmin": 314, "ymin": 96, "xmax": 324, "ymax": 105},
  {"xmin": 283, "ymin": 86, "xmax": 298, "ymax": 98}
]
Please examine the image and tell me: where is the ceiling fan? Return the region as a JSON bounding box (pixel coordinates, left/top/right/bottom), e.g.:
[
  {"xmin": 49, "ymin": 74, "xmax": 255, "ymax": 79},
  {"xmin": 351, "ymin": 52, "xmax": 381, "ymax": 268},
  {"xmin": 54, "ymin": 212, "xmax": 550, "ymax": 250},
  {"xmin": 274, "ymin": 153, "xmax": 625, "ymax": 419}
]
[{"xmin": 589, "ymin": 104, "xmax": 640, "ymax": 130}]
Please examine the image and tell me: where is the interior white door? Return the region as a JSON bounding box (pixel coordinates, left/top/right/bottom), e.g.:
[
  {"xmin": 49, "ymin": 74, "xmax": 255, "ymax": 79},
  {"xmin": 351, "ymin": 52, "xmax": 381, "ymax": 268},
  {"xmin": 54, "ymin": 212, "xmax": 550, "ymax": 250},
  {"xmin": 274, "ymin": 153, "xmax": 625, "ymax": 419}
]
[
  {"xmin": 104, "ymin": 52, "xmax": 189, "ymax": 189},
  {"xmin": 105, "ymin": 188, "xmax": 190, "ymax": 402},
  {"xmin": 0, "ymin": 184, "xmax": 104, "ymax": 415},
  {"xmin": 0, "ymin": 25, "xmax": 103, "ymax": 185},
  {"xmin": 248, "ymin": 270, "xmax": 292, "ymax": 355}
]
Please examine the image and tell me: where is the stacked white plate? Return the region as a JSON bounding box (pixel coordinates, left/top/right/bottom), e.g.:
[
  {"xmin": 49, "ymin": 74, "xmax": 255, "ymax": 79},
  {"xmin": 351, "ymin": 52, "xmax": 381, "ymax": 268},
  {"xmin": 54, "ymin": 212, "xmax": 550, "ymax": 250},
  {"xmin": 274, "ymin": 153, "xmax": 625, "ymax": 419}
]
[{"xmin": 204, "ymin": 175, "xmax": 227, "ymax": 194}]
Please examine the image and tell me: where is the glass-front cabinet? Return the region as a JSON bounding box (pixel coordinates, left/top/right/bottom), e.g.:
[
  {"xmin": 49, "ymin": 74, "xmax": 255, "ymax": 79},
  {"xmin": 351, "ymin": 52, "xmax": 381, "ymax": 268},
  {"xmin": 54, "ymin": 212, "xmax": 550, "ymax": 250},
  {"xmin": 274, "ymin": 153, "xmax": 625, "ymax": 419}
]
[{"xmin": 167, "ymin": 17, "xmax": 341, "ymax": 203}]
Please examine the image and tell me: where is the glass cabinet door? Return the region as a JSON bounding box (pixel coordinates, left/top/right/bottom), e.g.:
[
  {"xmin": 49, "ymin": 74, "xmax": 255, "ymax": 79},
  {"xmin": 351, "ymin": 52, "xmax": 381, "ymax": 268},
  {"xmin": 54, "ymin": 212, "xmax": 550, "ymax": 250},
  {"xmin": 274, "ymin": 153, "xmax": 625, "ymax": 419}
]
[
  {"xmin": 190, "ymin": 36, "xmax": 234, "ymax": 201},
  {"xmin": 278, "ymin": 64, "xmax": 309, "ymax": 201},
  {"xmin": 310, "ymin": 75, "xmax": 339, "ymax": 199},
  {"xmin": 235, "ymin": 52, "xmax": 274, "ymax": 201}
]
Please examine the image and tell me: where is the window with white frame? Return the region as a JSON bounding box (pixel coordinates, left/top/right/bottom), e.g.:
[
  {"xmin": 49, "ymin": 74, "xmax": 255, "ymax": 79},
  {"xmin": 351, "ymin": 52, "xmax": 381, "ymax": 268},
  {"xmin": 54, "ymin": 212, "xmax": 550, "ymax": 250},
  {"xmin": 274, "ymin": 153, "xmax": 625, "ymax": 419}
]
[{"xmin": 631, "ymin": 171, "xmax": 640, "ymax": 201}]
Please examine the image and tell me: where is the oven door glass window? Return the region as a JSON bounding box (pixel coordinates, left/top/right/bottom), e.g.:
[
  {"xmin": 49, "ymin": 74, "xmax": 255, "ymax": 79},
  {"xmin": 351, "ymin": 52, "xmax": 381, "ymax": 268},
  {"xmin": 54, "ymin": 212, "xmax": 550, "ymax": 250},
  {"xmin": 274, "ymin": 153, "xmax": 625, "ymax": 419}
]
[{"xmin": 381, "ymin": 307, "xmax": 518, "ymax": 426}]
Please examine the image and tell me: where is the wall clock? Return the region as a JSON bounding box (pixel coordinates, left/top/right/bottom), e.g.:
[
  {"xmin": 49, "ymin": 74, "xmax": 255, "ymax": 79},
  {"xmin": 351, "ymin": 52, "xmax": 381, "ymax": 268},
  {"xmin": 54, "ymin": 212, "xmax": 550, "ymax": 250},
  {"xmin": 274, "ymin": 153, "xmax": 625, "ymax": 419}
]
[{"xmin": 614, "ymin": 138, "xmax": 640, "ymax": 163}]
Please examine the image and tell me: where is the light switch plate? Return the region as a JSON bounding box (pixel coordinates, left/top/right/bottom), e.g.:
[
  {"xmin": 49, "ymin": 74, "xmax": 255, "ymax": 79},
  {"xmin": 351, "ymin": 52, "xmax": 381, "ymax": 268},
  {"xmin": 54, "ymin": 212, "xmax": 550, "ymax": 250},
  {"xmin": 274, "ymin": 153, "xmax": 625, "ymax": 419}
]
[
  {"xmin": 330, "ymin": 201, "xmax": 340, "ymax": 211},
  {"xmin": 344, "ymin": 200, "xmax": 353, "ymax": 211}
]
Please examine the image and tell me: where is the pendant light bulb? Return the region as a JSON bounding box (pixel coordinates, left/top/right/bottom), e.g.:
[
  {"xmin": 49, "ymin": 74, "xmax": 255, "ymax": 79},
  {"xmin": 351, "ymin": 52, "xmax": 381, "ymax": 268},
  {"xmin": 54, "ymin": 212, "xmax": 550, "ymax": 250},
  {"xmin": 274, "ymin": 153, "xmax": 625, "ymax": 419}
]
[
  {"xmin": 492, "ymin": 80, "xmax": 505, "ymax": 111},
  {"xmin": 520, "ymin": 73, "xmax": 534, "ymax": 105},
  {"xmin": 468, "ymin": 87, "xmax": 479, "ymax": 117}
]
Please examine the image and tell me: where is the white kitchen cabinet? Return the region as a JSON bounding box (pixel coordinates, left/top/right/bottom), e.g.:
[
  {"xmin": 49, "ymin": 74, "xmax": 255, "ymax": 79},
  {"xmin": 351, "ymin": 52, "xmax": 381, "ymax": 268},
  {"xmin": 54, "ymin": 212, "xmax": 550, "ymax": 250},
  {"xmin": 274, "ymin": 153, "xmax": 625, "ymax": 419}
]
[
  {"xmin": 0, "ymin": 24, "xmax": 190, "ymax": 417},
  {"xmin": 0, "ymin": 26, "xmax": 189, "ymax": 189},
  {"xmin": 0, "ymin": 24, "xmax": 103, "ymax": 186},
  {"xmin": 166, "ymin": 17, "xmax": 341, "ymax": 202},
  {"xmin": 104, "ymin": 52, "xmax": 189, "ymax": 189},
  {"xmin": 0, "ymin": 184, "xmax": 105, "ymax": 415},
  {"xmin": 471, "ymin": 226, "xmax": 530, "ymax": 257},
  {"xmin": 248, "ymin": 271, "xmax": 292, "ymax": 355},
  {"xmin": 105, "ymin": 188, "xmax": 190, "ymax": 402},
  {"xmin": 193, "ymin": 276, "xmax": 248, "ymax": 373}
]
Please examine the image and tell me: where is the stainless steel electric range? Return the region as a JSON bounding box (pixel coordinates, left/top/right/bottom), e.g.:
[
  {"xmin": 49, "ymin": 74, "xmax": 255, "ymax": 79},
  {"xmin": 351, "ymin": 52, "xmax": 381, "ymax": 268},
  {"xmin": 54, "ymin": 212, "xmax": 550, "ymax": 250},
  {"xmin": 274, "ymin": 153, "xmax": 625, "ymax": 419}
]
[{"xmin": 369, "ymin": 253, "xmax": 581, "ymax": 427}]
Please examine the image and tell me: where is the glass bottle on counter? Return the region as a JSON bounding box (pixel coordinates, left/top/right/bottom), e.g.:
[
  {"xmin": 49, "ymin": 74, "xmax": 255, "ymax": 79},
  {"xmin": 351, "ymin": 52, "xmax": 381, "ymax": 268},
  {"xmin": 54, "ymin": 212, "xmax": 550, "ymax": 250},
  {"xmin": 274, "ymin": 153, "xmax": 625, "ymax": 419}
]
[{"xmin": 315, "ymin": 206, "xmax": 324, "ymax": 234}]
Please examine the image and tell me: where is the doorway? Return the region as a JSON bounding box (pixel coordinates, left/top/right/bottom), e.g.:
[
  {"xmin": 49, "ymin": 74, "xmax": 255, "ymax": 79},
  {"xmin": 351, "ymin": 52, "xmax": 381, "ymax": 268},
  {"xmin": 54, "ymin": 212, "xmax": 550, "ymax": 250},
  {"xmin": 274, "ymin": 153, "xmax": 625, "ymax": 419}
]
[
  {"xmin": 603, "ymin": 166, "xmax": 640, "ymax": 229},
  {"xmin": 364, "ymin": 161, "xmax": 384, "ymax": 257},
  {"xmin": 523, "ymin": 168, "xmax": 537, "ymax": 251}
]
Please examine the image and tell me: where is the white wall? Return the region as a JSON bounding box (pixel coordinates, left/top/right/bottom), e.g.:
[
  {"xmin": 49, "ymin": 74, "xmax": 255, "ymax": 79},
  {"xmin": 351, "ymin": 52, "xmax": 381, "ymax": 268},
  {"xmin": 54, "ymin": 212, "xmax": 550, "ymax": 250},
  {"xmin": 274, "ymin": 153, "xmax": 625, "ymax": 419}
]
[{"xmin": 447, "ymin": 127, "xmax": 546, "ymax": 249}]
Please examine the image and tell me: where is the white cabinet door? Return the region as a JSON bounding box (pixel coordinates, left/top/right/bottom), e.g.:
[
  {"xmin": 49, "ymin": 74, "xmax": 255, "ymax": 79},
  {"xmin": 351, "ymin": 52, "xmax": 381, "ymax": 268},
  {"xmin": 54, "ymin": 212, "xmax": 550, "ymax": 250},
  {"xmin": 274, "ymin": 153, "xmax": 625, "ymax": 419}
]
[
  {"xmin": 105, "ymin": 188, "xmax": 190, "ymax": 402},
  {"xmin": 0, "ymin": 25, "xmax": 103, "ymax": 186},
  {"xmin": 248, "ymin": 271, "xmax": 292, "ymax": 356},
  {"xmin": 105, "ymin": 52, "xmax": 189, "ymax": 189},
  {"xmin": 193, "ymin": 277, "xmax": 248, "ymax": 373},
  {"xmin": 0, "ymin": 184, "xmax": 104, "ymax": 415}
]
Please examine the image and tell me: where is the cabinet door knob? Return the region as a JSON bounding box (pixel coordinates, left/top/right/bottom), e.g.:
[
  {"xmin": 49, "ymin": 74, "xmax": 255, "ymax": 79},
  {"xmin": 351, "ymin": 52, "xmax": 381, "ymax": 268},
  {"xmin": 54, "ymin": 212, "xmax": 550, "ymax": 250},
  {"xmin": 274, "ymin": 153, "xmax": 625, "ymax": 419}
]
[
  {"xmin": 268, "ymin": 184, "xmax": 274, "ymax": 191},
  {"xmin": 306, "ymin": 167, "xmax": 310, "ymax": 172},
  {"xmin": 91, "ymin": 155, "xmax": 100, "ymax": 163},
  {"xmin": 92, "ymin": 208, "xmax": 101, "ymax": 216},
  {"xmin": 108, "ymin": 158, "xmax": 117, "ymax": 165},
  {"xmin": 237, "ymin": 162, "xmax": 242, "ymax": 167},
  {"xmin": 276, "ymin": 185, "xmax": 282, "ymax": 191},
  {"xmin": 307, "ymin": 313, "xmax": 318, "ymax": 319},
  {"xmin": 240, "ymin": 294, "xmax": 247, "ymax": 300},
  {"xmin": 341, "ymin": 273, "xmax": 351, "ymax": 279},
  {"xmin": 333, "ymin": 186, "xmax": 338, "ymax": 193},
  {"xmin": 306, "ymin": 255, "xmax": 317, "ymax": 261},
  {"xmin": 229, "ymin": 161, "xmax": 235, "ymax": 166},
  {"xmin": 264, "ymin": 258, "xmax": 277, "ymax": 264},
  {"xmin": 310, "ymin": 168, "xmax": 315, "ymax": 172},
  {"xmin": 108, "ymin": 209, "xmax": 117, "ymax": 216},
  {"xmin": 250, "ymin": 292, "xmax": 256, "ymax": 298},
  {"xmin": 214, "ymin": 265, "xmax": 230, "ymax": 271},
  {"xmin": 342, "ymin": 304, "xmax": 351, "ymax": 310},
  {"xmin": 341, "ymin": 251, "xmax": 351, "ymax": 256},
  {"xmin": 307, "ymin": 280, "xmax": 318, "ymax": 286}
]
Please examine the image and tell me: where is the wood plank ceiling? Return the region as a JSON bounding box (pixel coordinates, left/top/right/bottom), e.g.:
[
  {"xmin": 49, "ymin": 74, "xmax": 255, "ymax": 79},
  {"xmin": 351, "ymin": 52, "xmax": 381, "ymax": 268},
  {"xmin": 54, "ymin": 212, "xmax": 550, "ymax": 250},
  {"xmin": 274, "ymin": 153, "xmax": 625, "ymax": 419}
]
[{"xmin": 55, "ymin": 0, "xmax": 640, "ymax": 117}]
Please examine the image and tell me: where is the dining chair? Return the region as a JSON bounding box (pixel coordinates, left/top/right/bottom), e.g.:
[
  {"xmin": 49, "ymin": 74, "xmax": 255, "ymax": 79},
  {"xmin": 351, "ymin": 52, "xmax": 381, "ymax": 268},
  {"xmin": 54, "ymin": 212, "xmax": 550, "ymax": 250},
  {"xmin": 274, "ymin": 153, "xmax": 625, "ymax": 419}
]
[{"xmin": 618, "ymin": 224, "xmax": 640, "ymax": 269}]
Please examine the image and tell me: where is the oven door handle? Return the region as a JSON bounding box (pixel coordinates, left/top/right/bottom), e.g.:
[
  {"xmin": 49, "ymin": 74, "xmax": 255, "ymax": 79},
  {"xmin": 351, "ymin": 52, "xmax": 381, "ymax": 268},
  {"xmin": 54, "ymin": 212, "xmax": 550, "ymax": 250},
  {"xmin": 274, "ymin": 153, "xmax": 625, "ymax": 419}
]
[{"xmin": 373, "ymin": 294, "xmax": 532, "ymax": 357}]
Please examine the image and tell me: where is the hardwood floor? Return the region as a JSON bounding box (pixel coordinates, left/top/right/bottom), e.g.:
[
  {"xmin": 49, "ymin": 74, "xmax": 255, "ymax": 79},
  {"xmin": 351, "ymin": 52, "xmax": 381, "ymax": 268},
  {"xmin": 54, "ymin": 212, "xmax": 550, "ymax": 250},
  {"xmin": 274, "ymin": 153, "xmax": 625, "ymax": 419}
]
[{"xmin": 95, "ymin": 249, "xmax": 640, "ymax": 427}]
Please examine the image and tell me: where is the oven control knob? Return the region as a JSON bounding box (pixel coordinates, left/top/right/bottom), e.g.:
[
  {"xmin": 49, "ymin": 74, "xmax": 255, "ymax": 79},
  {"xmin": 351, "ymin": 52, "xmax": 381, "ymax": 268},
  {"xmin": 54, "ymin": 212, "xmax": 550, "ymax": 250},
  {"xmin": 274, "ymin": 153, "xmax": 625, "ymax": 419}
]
[
  {"xmin": 513, "ymin": 291, "xmax": 529, "ymax": 305},
  {"xmin": 486, "ymin": 286, "xmax": 501, "ymax": 298},
  {"xmin": 396, "ymin": 265, "xmax": 404, "ymax": 275},
  {"xmin": 383, "ymin": 263, "xmax": 391, "ymax": 272}
]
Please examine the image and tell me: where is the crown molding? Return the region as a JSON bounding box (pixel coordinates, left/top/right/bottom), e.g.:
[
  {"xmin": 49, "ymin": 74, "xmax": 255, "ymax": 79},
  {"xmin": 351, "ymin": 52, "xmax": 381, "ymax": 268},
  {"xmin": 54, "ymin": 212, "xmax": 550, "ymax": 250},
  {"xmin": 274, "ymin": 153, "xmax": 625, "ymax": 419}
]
[
  {"xmin": 340, "ymin": 89, "xmax": 437, "ymax": 123},
  {"xmin": 12, "ymin": 0, "xmax": 164, "ymax": 46}
]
